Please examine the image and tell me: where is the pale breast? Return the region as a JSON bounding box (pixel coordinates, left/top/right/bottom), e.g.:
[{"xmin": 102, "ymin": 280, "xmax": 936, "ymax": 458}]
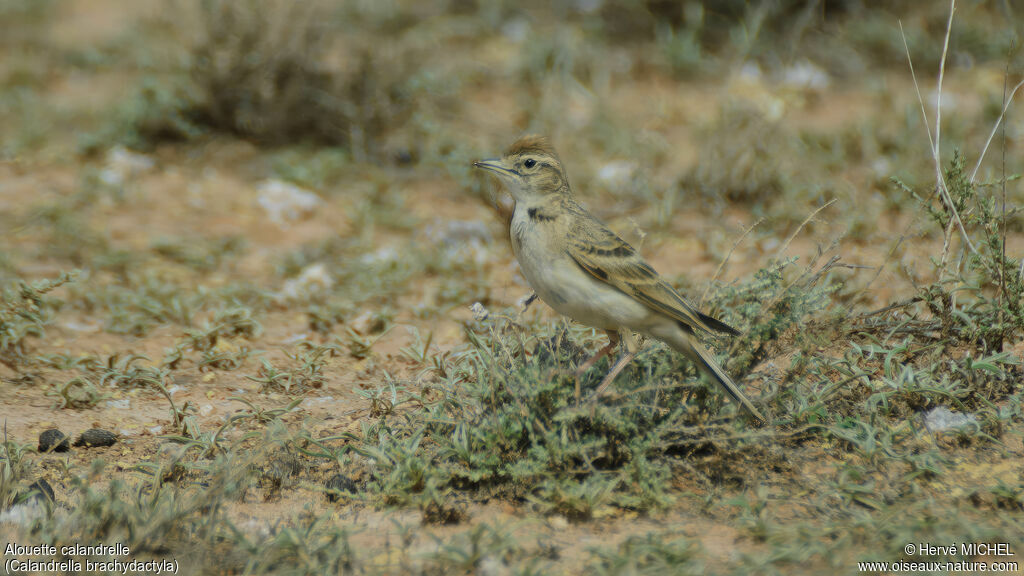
[{"xmin": 510, "ymin": 206, "xmax": 652, "ymax": 330}]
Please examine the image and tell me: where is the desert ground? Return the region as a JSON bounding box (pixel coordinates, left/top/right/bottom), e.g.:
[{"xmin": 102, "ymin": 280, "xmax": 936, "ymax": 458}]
[{"xmin": 0, "ymin": 1, "xmax": 1022, "ymax": 574}]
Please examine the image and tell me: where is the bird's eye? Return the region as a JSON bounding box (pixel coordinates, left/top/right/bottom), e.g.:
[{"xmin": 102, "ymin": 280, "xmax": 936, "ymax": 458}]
[{"xmin": 523, "ymin": 158, "xmax": 536, "ymax": 169}]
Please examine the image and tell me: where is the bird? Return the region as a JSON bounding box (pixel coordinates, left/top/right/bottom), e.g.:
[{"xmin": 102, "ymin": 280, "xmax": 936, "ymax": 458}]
[{"xmin": 473, "ymin": 135, "xmax": 765, "ymax": 425}]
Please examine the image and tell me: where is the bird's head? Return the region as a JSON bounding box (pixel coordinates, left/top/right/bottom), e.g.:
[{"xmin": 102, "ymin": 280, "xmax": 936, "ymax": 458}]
[{"xmin": 473, "ymin": 135, "xmax": 570, "ymax": 202}]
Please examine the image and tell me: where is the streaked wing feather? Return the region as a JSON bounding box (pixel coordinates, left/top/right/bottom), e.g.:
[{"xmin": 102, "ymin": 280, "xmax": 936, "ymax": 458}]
[{"xmin": 564, "ymin": 207, "xmax": 736, "ymax": 335}]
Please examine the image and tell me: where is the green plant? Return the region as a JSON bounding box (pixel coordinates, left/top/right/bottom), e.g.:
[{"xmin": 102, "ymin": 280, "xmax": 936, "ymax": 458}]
[
  {"xmin": 0, "ymin": 430, "xmax": 37, "ymax": 510},
  {"xmin": 588, "ymin": 532, "xmax": 702, "ymax": 575},
  {"xmin": 150, "ymin": 235, "xmax": 247, "ymax": 272},
  {"xmin": 712, "ymin": 254, "xmax": 842, "ymax": 379},
  {"xmin": 0, "ymin": 273, "xmax": 73, "ymax": 372},
  {"xmin": 162, "ymin": 307, "xmax": 262, "ymax": 370},
  {"xmin": 245, "ymin": 341, "xmax": 340, "ymax": 394},
  {"xmin": 896, "ymin": 153, "xmax": 1024, "ymax": 352},
  {"xmin": 356, "ymin": 309, "xmax": 781, "ymax": 516}
]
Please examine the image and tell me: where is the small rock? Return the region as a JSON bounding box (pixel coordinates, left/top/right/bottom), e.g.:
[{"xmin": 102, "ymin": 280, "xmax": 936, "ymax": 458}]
[
  {"xmin": 0, "ymin": 500, "xmax": 46, "ymax": 525},
  {"xmin": 359, "ymin": 246, "xmax": 398, "ymax": 266},
  {"xmin": 426, "ymin": 219, "xmax": 492, "ymax": 249},
  {"xmin": 871, "ymin": 157, "xmax": 892, "ymax": 179},
  {"xmin": 60, "ymin": 320, "xmax": 101, "ymax": 333},
  {"xmin": 38, "ymin": 429, "xmax": 70, "ymax": 453},
  {"xmin": 350, "ymin": 310, "xmax": 387, "ymax": 335},
  {"xmin": 325, "ymin": 474, "xmax": 358, "ymax": 502},
  {"xmin": 283, "ymin": 333, "xmax": 310, "ymax": 344},
  {"xmin": 738, "ymin": 61, "xmax": 763, "ymax": 81},
  {"xmin": 277, "ymin": 263, "xmax": 334, "ymax": 303},
  {"xmin": 548, "ymin": 515, "xmax": 570, "ymax": 530},
  {"xmin": 73, "ymin": 428, "xmax": 118, "ymax": 448},
  {"xmin": 478, "ymin": 556, "xmax": 510, "ymax": 576},
  {"xmin": 923, "ymin": 407, "xmax": 978, "ymax": 432},
  {"xmin": 780, "ymin": 60, "xmax": 830, "ymax": 91},
  {"xmin": 727, "ymin": 65, "xmax": 785, "ymax": 121},
  {"xmin": 393, "ymin": 148, "xmax": 414, "ymax": 165},
  {"xmin": 257, "ymin": 179, "xmax": 323, "ymax": 228},
  {"xmin": 100, "ymin": 145, "xmax": 155, "ymax": 187},
  {"xmin": 239, "ymin": 517, "xmax": 271, "ymax": 539},
  {"xmin": 425, "ymin": 220, "xmax": 492, "ymax": 266}
]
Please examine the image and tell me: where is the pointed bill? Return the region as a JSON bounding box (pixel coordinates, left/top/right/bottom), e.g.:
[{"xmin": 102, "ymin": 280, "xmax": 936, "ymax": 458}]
[{"xmin": 473, "ymin": 159, "xmax": 519, "ymax": 179}]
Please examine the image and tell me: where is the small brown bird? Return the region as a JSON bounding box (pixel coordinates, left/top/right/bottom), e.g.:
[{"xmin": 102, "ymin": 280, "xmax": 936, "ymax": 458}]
[{"xmin": 474, "ymin": 135, "xmax": 765, "ymax": 424}]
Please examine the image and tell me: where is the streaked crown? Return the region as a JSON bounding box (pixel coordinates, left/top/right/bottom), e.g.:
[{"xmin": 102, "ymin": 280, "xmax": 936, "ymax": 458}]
[{"xmin": 504, "ymin": 135, "xmax": 560, "ymax": 161}]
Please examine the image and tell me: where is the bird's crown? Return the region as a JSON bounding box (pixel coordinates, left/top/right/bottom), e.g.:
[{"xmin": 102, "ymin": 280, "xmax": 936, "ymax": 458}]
[{"xmin": 504, "ymin": 134, "xmax": 559, "ymax": 162}]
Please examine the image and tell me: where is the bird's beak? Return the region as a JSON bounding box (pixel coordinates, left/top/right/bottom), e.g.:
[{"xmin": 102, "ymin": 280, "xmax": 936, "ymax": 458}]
[{"xmin": 472, "ymin": 158, "xmax": 517, "ymax": 178}]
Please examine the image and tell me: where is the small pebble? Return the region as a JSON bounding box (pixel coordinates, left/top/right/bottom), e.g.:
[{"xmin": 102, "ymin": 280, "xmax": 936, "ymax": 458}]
[
  {"xmin": 0, "ymin": 499, "xmax": 46, "ymax": 525},
  {"xmin": 38, "ymin": 429, "xmax": 70, "ymax": 453},
  {"xmin": 324, "ymin": 474, "xmax": 357, "ymax": 502},
  {"xmin": 548, "ymin": 515, "xmax": 570, "ymax": 530},
  {"xmin": 74, "ymin": 428, "xmax": 118, "ymax": 448},
  {"xmin": 394, "ymin": 148, "xmax": 414, "ymax": 165},
  {"xmin": 257, "ymin": 178, "xmax": 322, "ymax": 228},
  {"xmin": 923, "ymin": 406, "xmax": 978, "ymax": 432}
]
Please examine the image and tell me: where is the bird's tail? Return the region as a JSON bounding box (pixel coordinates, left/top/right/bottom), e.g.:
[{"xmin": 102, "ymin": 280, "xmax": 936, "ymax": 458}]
[{"xmin": 669, "ymin": 333, "xmax": 766, "ymax": 425}]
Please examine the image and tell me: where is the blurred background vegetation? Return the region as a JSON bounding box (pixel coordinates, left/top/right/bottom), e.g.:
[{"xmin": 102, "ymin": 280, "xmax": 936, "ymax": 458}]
[{"xmin": 1, "ymin": 0, "xmax": 1022, "ymax": 574}]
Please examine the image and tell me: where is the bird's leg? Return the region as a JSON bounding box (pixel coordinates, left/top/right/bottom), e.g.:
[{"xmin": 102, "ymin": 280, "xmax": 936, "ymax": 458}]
[
  {"xmin": 575, "ymin": 330, "xmax": 620, "ymax": 376},
  {"xmin": 520, "ymin": 292, "xmax": 538, "ymax": 313},
  {"xmin": 589, "ymin": 331, "xmax": 640, "ymax": 401},
  {"xmin": 574, "ymin": 329, "xmax": 620, "ymax": 402}
]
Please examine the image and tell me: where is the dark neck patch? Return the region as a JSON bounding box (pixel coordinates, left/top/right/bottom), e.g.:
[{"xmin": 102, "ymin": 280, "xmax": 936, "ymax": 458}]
[{"xmin": 528, "ymin": 207, "xmax": 556, "ymax": 222}]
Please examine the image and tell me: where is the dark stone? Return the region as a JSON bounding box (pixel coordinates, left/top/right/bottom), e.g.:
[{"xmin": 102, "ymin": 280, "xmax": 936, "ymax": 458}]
[
  {"xmin": 38, "ymin": 429, "xmax": 69, "ymax": 453},
  {"xmin": 324, "ymin": 473, "xmax": 357, "ymax": 502},
  {"xmin": 74, "ymin": 428, "xmax": 118, "ymax": 448},
  {"xmin": 394, "ymin": 148, "xmax": 414, "ymax": 165}
]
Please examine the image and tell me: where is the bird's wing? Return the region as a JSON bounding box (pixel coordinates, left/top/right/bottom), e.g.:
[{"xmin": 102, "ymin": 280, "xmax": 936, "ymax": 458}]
[{"xmin": 563, "ymin": 204, "xmax": 739, "ymax": 336}]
